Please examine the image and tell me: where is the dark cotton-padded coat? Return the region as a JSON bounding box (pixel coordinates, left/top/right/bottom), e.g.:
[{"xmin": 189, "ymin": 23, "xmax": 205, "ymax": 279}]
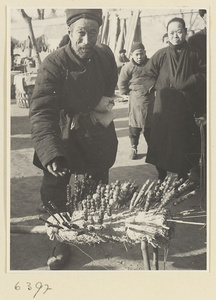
[
  {"xmin": 142, "ymin": 42, "xmax": 206, "ymax": 173},
  {"xmin": 118, "ymin": 57, "xmax": 155, "ymax": 129},
  {"xmin": 29, "ymin": 42, "xmax": 118, "ymax": 174}
]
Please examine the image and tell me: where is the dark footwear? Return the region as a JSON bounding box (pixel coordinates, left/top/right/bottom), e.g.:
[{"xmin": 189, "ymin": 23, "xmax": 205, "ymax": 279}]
[
  {"xmin": 129, "ymin": 147, "xmax": 137, "ymax": 160},
  {"xmin": 47, "ymin": 242, "xmax": 70, "ymax": 270}
]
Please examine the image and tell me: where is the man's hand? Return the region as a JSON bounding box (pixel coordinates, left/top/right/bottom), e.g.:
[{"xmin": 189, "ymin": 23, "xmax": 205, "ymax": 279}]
[{"xmin": 46, "ymin": 157, "xmax": 70, "ymax": 177}]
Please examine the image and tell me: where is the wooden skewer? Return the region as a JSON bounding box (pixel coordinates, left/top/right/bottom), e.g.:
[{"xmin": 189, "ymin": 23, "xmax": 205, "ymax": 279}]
[
  {"xmin": 153, "ymin": 247, "xmax": 159, "ymax": 270},
  {"xmin": 172, "ymin": 215, "xmax": 206, "ymax": 219},
  {"xmin": 141, "ymin": 240, "xmax": 151, "ymax": 270},
  {"xmin": 38, "ymin": 216, "xmax": 64, "ymax": 229},
  {"xmin": 48, "ymin": 201, "xmax": 71, "ymax": 229},
  {"xmin": 167, "ymin": 219, "xmax": 205, "ymax": 226},
  {"xmin": 43, "ymin": 206, "xmax": 60, "ymax": 224}
]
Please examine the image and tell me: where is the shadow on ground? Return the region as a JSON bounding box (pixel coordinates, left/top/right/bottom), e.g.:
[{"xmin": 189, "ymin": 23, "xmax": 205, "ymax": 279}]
[
  {"xmin": 11, "ymin": 115, "xmax": 31, "ymax": 135},
  {"xmin": 11, "ymin": 137, "xmax": 33, "ymax": 150}
]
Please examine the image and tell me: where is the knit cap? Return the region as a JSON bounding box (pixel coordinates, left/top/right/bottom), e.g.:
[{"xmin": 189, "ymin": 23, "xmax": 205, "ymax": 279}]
[
  {"xmin": 131, "ymin": 42, "xmax": 145, "ymax": 53},
  {"xmin": 65, "ymin": 9, "xmax": 103, "ymax": 27}
]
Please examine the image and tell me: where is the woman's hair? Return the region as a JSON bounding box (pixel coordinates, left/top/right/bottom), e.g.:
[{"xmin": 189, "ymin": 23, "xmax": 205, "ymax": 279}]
[
  {"xmin": 166, "ymin": 17, "xmax": 186, "ymax": 31},
  {"xmin": 162, "ymin": 33, "xmax": 168, "ymax": 42}
]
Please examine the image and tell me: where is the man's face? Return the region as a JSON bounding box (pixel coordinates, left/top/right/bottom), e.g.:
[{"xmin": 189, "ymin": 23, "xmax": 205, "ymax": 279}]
[
  {"xmin": 167, "ymin": 21, "xmax": 187, "ymax": 46},
  {"xmin": 131, "ymin": 49, "xmax": 146, "ymax": 65},
  {"xmin": 68, "ymin": 18, "xmax": 99, "ymax": 60}
]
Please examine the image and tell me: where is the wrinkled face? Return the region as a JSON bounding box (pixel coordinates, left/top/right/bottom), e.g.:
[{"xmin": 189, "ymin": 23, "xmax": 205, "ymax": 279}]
[
  {"xmin": 68, "ymin": 18, "xmax": 99, "ymax": 60},
  {"xmin": 131, "ymin": 49, "xmax": 146, "ymax": 64},
  {"xmin": 167, "ymin": 21, "xmax": 187, "ymax": 46}
]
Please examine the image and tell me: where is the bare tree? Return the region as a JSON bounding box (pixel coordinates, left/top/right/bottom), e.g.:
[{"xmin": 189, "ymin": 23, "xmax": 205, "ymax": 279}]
[{"xmin": 18, "ymin": 9, "xmax": 41, "ymax": 66}]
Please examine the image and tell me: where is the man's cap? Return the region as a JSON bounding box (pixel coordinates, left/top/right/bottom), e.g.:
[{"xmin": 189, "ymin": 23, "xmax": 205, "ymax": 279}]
[
  {"xmin": 65, "ymin": 9, "xmax": 103, "ymax": 27},
  {"xmin": 119, "ymin": 49, "xmax": 126, "ymax": 54},
  {"xmin": 131, "ymin": 42, "xmax": 145, "ymax": 53}
]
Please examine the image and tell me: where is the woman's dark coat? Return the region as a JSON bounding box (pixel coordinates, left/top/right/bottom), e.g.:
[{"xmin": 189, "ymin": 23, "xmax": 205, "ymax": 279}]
[{"xmin": 142, "ymin": 41, "xmax": 206, "ymax": 173}]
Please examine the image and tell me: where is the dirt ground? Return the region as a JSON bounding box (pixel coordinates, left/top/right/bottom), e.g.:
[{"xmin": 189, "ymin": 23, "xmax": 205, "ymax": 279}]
[{"xmin": 10, "ymin": 98, "xmax": 207, "ymax": 271}]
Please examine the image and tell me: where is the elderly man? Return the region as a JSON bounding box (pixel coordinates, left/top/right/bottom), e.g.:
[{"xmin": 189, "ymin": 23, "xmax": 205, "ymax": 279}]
[
  {"xmin": 30, "ymin": 8, "xmax": 118, "ymax": 210},
  {"xmin": 29, "ymin": 9, "xmax": 118, "ymax": 268}
]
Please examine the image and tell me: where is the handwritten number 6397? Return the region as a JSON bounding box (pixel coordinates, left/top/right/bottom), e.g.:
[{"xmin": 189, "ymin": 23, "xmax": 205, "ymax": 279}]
[{"xmin": 15, "ymin": 282, "xmax": 52, "ymax": 298}]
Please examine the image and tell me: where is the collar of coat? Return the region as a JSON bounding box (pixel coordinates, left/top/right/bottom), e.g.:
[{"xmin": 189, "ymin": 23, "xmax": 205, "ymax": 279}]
[{"xmin": 131, "ymin": 56, "xmax": 149, "ymax": 67}]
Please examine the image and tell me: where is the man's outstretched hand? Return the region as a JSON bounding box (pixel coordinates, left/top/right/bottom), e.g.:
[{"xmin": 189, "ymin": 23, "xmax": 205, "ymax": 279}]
[{"xmin": 46, "ymin": 157, "xmax": 70, "ymax": 177}]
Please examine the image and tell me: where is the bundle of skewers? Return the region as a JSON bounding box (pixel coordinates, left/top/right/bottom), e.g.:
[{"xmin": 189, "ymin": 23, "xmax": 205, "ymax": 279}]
[
  {"xmin": 126, "ymin": 175, "xmax": 198, "ymax": 248},
  {"xmin": 129, "ymin": 176, "xmax": 197, "ymax": 212},
  {"xmin": 43, "ymin": 174, "xmax": 139, "ymax": 245},
  {"xmin": 66, "ymin": 174, "xmax": 139, "ymax": 225},
  {"xmin": 42, "ymin": 173, "xmax": 198, "ymax": 247}
]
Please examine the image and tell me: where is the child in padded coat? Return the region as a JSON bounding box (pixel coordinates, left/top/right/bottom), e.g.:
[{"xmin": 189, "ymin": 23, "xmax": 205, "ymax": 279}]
[{"xmin": 118, "ymin": 42, "xmax": 155, "ymax": 159}]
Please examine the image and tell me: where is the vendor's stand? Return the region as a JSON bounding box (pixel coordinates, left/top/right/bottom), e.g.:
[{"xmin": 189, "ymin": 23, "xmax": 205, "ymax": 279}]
[
  {"xmin": 13, "ymin": 72, "xmax": 37, "ymax": 108},
  {"xmin": 38, "ymin": 174, "xmax": 201, "ymax": 270}
]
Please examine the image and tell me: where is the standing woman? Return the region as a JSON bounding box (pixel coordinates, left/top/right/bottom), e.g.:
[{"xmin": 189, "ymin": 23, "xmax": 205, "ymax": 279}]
[{"xmin": 142, "ymin": 17, "xmax": 206, "ymax": 180}]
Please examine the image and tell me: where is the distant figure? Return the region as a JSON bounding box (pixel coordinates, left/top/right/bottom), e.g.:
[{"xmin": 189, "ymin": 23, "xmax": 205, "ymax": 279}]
[
  {"xmin": 36, "ymin": 34, "xmax": 49, "ymax": 52},
  {"xmin": 188, "ymin": 9, "xmax": 207, "ymax": 63},
  {"xmin": 26, "ymin": 35, "xmax": 33, "ymax": 57},
  {"xmin": 188, "ymin": 9, "xmax": 207, "ymax": 121},
  {"xmin": 188, "ymin": 9, "xmax": 207, "ymax": 184},
  {"xmin": 118, "ymin": 42, "xmax": 155, "ymax": 159},
  {"xmin": 11, "ymin": 40, "xmax": 15, "ymax": 69},
  {"xmin": 116, "ymin": 49, "xmax": 130, "ymax": 74},
  {"xmin": 162, "ymin": 33, "xmax": 169, "ymax": 46},
  {"xmin": 59, "ymin": 34, "xmax": 70, "ymax": 48}
]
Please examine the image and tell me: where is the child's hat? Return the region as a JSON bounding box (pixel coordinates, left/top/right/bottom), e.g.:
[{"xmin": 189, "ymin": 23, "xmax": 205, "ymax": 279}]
[{"xmin": 131, "ymin": 42, "xmax": 145, "ymax": 53}]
